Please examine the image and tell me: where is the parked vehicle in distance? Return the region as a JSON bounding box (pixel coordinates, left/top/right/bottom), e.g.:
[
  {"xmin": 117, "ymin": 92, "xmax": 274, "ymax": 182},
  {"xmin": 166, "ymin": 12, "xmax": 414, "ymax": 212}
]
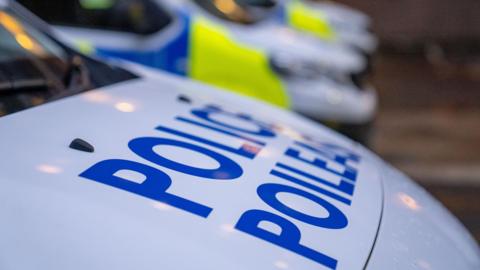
[{"xmin": 19, "ymin": 0, "xmax": 378, "ymax": 144}]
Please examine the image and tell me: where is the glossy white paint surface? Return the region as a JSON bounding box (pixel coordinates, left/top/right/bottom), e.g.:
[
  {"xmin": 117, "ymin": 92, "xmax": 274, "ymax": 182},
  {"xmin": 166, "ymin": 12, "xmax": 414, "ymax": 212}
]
[
  {"xmin": 0, "ymin": 63, "xmax": 478, "ymax": 269},
  {"xmin": 306, "ymin": 0, "xmax": 372, "ymax": 31},
  {"xmin": 0, "ymin": 69, "xmax": 383, "ymax": 269},
  {"xmin": 287, "ymin": 77, "xmax": 377, "ymax": 123},
  {"xmin": 366, "ymin": 161, "xmax": 480, "ymax": 269}
]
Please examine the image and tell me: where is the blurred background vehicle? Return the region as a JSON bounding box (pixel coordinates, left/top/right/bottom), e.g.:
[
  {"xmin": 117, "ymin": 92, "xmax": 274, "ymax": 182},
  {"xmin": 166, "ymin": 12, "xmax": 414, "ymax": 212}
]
[
  {"xmin": 18, "ymin": 0, "xmax": 378, "ymax": 144},
  {"xmin": 283, "ymin": 0, "xmax": 378, "ymax": 55}
]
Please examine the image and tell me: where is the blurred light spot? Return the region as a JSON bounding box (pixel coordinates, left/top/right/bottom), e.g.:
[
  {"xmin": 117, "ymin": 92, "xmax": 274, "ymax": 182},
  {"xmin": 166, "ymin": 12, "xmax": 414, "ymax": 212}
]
[
  {"xmin": 242, "ymin": 144, "xmax": 261, "ymax": 155},
  {"xmin": 152, "ymin": 202, "xmax": 173, "ymax": 211},
  {"xmin": 416, "ymin": 259, "xmax": 431, "ymax": 270},
  {"xmin": 220, "ymin": 223, "xmax": 236, "ymax": 233},
  {"xmin": 0, "ymin": 11, "xmax": 43, "ymax": 55},
  {"xmin": 279, "ymin": 126, "xmax": 304, "ymax": 140},
  {"xmin": 214, "ymin": 0, "xmax": 236, "ymax": 14},
  {"xmin": 398, "ymin": 193, "xmax": 421, "ymax": 211},
  {"xmin": 258, "ymin": 148, "xmax": 273, "ymax": 158},
  {"xmin": 213, "ymin": 0, "xmax": 246, "ymax": 21},
  {"xmin": 84, "ymin": 91, "xmax": 110, "ymax": 103},
  {"xmin": 115, "ymin": 102, "xmax": 135, "ymax": 113},
  {"xmin": 15, "ymin": 33, "xmax": 34, "ymax": 50},
  {"xmin": 76, "ymin": 40, "xmax": 96, "ymax": 55},
  {"xmin": 0, "ymin": 11, "xmax": 22, "ymax": 33},
  {"xmin": 274, "ymin": 260, "xmax": 289, "ymax": 269},
  {"xmin": 36, "ymin": 164, "xmax": 62, "ymax": 174}
]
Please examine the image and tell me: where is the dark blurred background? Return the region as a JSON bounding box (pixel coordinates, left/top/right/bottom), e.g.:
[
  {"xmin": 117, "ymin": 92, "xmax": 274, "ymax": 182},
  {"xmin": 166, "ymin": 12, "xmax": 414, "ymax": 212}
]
[
  {"xmin": 335, "ymin": 0, "xmax": 480, "ymax": 241},
  {"xmin": 339, "ymin": 0, "xmax": 480, "ymax": 47}
]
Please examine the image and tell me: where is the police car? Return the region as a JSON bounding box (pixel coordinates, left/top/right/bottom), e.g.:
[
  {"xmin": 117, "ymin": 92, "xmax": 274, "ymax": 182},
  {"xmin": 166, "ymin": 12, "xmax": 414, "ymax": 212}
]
[
  {"xmin": 180, "ymin": 0, "xmax": 378, "ymax": 75},
  {"xmin": 305, "ymin": 0, "xmax": 373, "ymax": 31},
  {"xmin": 197, "ymin": 0, "xmax": 378, "ymax": 55},
  {"xmin": 19, "ymin": 0, "xmax": 377, "ymax": 143},
  {"xmin": 281, "ymin": 0, "xmax": 378, "ymax": 55},
  {"xmin": 159, "ymin": 0, "xmax": 372, "ymax": 75},
  {"xmin": 1, "ymin": 1, "xmax": 479, "ymax": 270}
]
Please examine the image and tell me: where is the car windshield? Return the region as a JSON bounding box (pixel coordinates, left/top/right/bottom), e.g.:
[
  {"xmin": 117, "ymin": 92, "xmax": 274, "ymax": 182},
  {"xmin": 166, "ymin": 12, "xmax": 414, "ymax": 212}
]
[
  {"xmin": 19, "ymin": 0, "xmax": 173, "ymax": 35},
  {"xmin": 193, "ymin": 0, "xmax": 278, "ymax": 24},
  {"xmin": 0, "ymin": 4, "xmax": 137, "ymax": 117}
]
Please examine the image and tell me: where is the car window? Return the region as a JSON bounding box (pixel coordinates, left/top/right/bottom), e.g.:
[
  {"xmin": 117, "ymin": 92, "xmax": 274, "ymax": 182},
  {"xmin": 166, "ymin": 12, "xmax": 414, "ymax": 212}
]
[
  {"xmin": 0, "ymin": 6, "xmax": 137, "ymax": 117},
  {"xmin": 0, "ymin": 9, "xmax": 70, "ymax": 116},
  {"xmin": 193, "ymin": 0, "xmax": 278, "ymax": 24},
  {"xmin": 19, "ymin": 0, "xmax": 173, "ymax": 35}
]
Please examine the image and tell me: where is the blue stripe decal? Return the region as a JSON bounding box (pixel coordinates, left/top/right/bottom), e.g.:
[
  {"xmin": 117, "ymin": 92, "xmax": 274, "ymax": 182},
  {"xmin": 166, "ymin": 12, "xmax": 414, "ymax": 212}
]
[
  {"xmin": 273, "ymin": 3, "xmax": 287, "ymax": 24},
  {"xmin": 95, "ymin": 13, "xmax": 191, "ymax": 76}
]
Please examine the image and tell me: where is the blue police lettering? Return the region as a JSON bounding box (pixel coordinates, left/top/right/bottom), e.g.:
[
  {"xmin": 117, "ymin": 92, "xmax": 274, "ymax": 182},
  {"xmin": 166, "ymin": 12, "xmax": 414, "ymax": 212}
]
[
  {"xmin": 257, "ymin": 183, "xmax": 348, "ymax": 229},
  {"xmin": 79, "ymin": 103, "xmax": 365, "ymax": 269},
  {"xmin": 157, "ymin": 125, "xmax": 262, "ymax": 159},
  {"xmin": 320, "ymin": 142, "xmax": 361, "ymax": 163},
  {"xmin": 276, "ymin": 162, "xmax": 355, "ymax": 196},
  {"xmin": 80, "ymin": 159, "xmax": 212, "ymax": 217},
  {"xmin": 129, "ymin": 137, "xmax": 243, "ymax": 179},
  {"xmin": 234, "ymin": 138, "xmax": 362, "ymax": 268},
  {"xmin": 236, "ymin": 209, "xmax": 338, "ymax": 270},
  {"xmin": 176, "ymin": 116, "xmax": 267, "ymax": 146},
  {"xmin": 270, "ymin": 169, "xmax": 351, "ymax": 205},
  {"xmin": 292, "ymin": 141, "xmax": 359, "ymax": 182},
  {"xmin": 191, "ymin": 105, "xmax": 276, "ymax": 137}
]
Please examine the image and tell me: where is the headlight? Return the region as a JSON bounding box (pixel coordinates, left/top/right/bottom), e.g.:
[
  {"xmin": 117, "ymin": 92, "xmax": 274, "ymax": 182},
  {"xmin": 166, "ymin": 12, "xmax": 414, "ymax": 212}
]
[
  {"xmin": 269, "ymin": 52, "xmax": 324, "ymax": 79},
  {"xmin": 269, "ymin": 53, "xmax": 367, "ymax": 89}
]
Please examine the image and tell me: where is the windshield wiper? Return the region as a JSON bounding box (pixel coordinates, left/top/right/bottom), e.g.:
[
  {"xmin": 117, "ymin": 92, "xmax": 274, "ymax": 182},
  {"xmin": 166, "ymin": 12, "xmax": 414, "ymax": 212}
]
[{"xmin": 0, "ymin": 68, "xmax": 49, "ymax": 95}]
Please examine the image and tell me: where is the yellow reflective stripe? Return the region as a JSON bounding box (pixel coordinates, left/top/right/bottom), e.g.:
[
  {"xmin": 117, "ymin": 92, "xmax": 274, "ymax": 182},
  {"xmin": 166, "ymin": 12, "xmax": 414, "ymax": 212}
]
[
  {"xmin": 189, "ymin": 17, "xmax": 290, "ymax": 108},
  {"xmin": 287, "ymin": 1, "xmax": 336, "ymax": 41},
  {"xmin": 73, "ymin": 39, "xmax": 96, "ymax": 55},
  {"xmin": 79, "ymin": 0, "xmax": 115, "ymax": 10}
]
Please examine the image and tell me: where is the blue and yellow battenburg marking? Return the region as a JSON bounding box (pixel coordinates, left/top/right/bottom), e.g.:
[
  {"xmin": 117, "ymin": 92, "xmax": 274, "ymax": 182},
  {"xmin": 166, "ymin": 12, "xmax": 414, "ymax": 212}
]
[
  {"xmin": 280, "ymin": 0, "xmax": 337, "ymax": 41},
  {"xmin": 78, "ymin": 13, "xmax": 289, "ymax": 109}
]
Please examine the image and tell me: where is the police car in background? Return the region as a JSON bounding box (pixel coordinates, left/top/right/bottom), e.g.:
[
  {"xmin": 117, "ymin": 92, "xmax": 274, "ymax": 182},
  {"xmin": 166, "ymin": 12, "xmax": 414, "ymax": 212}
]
[
  {"xmin": 306, "ymin": 0, "xmax": 373, "ymax": 31},
  {"xmin": 19, "ymin": 0, "xmax": 377, "ymax": 144},
  {"xmin": 161, "ymin": 0, "xmax": 373, "ymax": 76},
  {"xmin": 282, "ymin": 0, "xmax": 378, "ymax": 55},
  {"xmin": 1, "ymin": 1, "xmax": 479, "ymax": 269},
  {"xmin": 187, "ymin": 0, "xmax": 378, "ymax": 56}
]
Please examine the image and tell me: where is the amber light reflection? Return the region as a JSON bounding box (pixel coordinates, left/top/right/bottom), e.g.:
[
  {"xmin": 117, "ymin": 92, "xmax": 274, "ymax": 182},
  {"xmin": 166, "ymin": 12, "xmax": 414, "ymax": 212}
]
[{"xmin": 0, "ymin": 11, "xmax": 44, "ymax": 55}]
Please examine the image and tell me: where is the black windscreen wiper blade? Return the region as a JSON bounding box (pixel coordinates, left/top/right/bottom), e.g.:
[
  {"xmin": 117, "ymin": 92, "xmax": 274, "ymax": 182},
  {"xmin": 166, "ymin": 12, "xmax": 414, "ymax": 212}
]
[{"xmin": 0, "ymin": 58, "xmax": 52, "ymax": 94}]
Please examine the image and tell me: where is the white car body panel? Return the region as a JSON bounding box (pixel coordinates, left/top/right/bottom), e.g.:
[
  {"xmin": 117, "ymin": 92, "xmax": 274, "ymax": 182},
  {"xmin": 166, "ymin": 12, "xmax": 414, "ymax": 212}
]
[
  {"xmin": 296, "ymin": 0, "xmax": 378, "ymax": 53},
  {"xmin": 367, "ymin": 162, "xmax": 480, "ymax": 269},
  {"xmin": 0, "ymin": 63, "xmax": 479, "ymax": 269},
  {"xmin": 0, "ymin": 69, "xmax": 381, "ymax": 269},
  {"xmin": 307, "ymin": 1, "xmax": 372, "ymax": 31}
]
